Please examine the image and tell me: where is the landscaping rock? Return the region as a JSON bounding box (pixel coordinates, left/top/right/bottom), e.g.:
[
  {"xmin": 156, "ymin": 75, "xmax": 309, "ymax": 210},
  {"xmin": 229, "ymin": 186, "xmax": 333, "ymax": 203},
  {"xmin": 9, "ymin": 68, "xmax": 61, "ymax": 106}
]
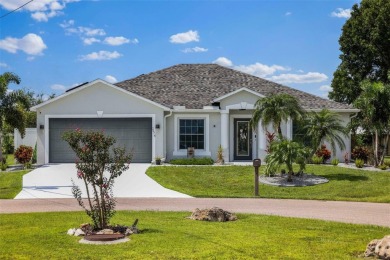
[
  {"xmin": 80, "ymin": 223, "xmax": 93, "ymax": 235},
  {"xmin": 74, "ymin": 228, "xmax": 85, "ymax": 236},
  {"xmin": 365, "ymin": 235, "xmax": 390, "ymax": 259},
  {"xmin": 189, "ymin": 207, "xmax": 237, "ymax": 222},
  {"xmin": 67, "ymin": 228, "xmax": 76, "ymax": 236},
  {"xmin": 96, "ymin": 229, "xmax": 114, "ymax": 235},
  {"xmin": 375, "ymin": 236, "xmax": 390, "ymax": 260}
]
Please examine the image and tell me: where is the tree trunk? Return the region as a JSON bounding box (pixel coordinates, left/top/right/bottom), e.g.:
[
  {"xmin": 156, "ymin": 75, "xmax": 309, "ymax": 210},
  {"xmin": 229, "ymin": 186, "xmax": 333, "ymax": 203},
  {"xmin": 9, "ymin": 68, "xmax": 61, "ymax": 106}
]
[
  {"xmin": 379, "ymin": 132, "xmax": 389, "ymax": 165},
  {"xmin": 374, "ymin": 129, "xmax": 379, "ymax": 167}
]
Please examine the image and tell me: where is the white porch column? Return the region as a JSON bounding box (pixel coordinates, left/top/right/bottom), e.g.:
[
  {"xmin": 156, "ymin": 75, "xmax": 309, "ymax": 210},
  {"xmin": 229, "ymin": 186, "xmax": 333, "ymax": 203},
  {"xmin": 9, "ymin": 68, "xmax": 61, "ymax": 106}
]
[
  {"xmin": 286, "ymin": 117, "xmax": 292, "ymax": 140},
  {"xmin": 258, "ymin": 120, "xmax": 266, "ymax": 149},
  {"xmin": 221, "ymin": 111, "xmax": 230, "ymax": 162}
]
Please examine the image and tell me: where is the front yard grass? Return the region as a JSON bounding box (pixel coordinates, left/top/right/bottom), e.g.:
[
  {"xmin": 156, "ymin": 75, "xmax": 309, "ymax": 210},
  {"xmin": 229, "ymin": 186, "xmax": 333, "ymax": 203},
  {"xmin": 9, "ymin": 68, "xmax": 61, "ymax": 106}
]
[
  {"xmin": 0, "ymin": 170, "xmax": 30, "ymax": 199},
  {"xmin": 147, "ymin": 165, "xmax": 390, "ymax": 202},
  {"xmin": 0, "ymin": 210, "xmax": 388, "ymax": 259}
]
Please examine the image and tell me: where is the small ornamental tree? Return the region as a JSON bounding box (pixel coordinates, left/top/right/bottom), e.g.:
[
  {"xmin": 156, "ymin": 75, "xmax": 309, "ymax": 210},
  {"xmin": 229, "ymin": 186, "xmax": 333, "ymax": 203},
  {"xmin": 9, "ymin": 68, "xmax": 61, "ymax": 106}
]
[
  {"xmin": 62, "ymin": 129, "xmax": 132, "ymax": 230},
  {"xmin": 14, "ymin": 145, "xmax": 33, "ymax": 168}
]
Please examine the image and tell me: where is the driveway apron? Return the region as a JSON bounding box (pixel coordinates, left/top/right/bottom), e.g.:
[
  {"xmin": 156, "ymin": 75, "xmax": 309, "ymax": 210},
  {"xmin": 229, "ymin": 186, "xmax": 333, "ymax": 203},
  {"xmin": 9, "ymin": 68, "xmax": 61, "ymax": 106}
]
[{"xmin": 14, "ymin": 164, "xmax": 191, "ymax": 199}]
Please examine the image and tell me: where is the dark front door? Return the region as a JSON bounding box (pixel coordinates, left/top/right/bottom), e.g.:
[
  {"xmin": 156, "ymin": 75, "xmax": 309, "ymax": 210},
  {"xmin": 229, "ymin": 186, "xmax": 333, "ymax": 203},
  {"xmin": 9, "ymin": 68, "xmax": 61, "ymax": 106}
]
[{"xmin": 234, "ymin": 119, "xmax": 252, "ymax": 160}]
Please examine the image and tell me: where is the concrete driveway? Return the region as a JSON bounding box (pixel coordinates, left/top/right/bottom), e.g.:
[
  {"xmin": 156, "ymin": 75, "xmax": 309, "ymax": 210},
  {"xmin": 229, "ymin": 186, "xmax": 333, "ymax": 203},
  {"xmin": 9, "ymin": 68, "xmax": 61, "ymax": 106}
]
[{"xmin": 14, "ymin": 164, "xmax": 191, "ymax": 199}]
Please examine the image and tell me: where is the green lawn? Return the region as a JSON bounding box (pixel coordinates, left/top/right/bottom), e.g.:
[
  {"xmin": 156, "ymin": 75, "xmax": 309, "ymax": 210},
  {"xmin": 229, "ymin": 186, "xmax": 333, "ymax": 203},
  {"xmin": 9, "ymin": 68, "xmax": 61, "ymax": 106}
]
[
  {"xmin": 0, "ymin": 211, "xmax": 387, "ymax": 259},
  {"xmin": 0, "ymin": 170, "xmax": 30, "ymax": 199},
  {"xmin": 5, "ymin": 154, "xmax": 15, "ymax": 166},
  {"xmin": 147, "ymin": 165, "xmax": 390, "ymax": 202}
]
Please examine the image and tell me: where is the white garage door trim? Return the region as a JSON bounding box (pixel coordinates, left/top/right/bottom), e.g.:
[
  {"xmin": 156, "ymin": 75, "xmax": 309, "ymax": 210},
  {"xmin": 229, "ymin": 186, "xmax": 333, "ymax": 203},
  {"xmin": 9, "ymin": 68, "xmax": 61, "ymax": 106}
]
[{"xmin": 44, "ymin": 114, "xmax": 156, "ymax": 164}]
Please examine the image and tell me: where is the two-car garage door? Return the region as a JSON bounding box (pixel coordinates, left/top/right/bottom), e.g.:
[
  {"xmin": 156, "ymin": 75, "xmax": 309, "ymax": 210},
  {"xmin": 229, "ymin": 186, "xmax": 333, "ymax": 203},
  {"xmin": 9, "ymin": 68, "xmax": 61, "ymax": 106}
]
[{"xmin": 49, "ymin": 118, "xmax": 152, "ymax": 163}]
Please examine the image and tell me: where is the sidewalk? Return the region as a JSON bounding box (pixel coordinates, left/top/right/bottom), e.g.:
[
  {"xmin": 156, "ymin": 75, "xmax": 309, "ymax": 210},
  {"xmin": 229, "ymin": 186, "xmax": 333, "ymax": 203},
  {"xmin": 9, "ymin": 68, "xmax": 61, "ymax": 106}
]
[{"xmin": 1, "ymin": 198, "xmax": 389, "ymax": 227}]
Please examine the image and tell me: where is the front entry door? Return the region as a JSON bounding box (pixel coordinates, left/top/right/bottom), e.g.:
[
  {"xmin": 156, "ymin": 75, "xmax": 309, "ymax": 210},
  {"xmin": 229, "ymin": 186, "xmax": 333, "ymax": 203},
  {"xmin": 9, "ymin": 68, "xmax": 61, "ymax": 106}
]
[{"xmin": 234, "ymin": 119, "xmax": 252, "ymax": 160}]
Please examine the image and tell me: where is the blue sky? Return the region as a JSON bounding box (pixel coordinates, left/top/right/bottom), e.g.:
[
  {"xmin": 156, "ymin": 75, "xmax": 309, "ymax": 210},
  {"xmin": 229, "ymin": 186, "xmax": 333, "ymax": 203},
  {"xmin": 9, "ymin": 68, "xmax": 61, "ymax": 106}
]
[{"xmin": 0, "ymin": 0, "xmax": 358, "ymax": 99}]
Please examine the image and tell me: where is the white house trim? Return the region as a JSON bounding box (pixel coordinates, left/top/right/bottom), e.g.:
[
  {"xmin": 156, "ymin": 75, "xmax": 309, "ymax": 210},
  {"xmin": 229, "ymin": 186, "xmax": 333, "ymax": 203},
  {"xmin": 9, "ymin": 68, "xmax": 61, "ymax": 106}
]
[
  {"xmin": 32, "ymin": 79, "xmax": 170, "ymax": 111},
  {"xmin": 173, "ymin": 114, "xmax": 211, "ymax": 157},
  {"xmin": 213, "ymin": 87, "xmax": 265, "ymax": 102},
  {"xmin": 306, "ymin": 108, "xmax": 360, "ymax": 113},
  {"xmin": 44, "ymin": 113, "xmax": 156, "ymax": 164},
  {"xmin": 225, "ymin": 103, "xmax": 255, "ymax": 111}
]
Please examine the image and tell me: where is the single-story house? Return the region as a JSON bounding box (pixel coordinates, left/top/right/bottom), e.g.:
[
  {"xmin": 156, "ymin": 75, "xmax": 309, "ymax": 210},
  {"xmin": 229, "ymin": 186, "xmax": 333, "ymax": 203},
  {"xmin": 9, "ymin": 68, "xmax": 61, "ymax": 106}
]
[{"xmin": 32, "ymin": 64, "xmax": 359, "ymax": 164}]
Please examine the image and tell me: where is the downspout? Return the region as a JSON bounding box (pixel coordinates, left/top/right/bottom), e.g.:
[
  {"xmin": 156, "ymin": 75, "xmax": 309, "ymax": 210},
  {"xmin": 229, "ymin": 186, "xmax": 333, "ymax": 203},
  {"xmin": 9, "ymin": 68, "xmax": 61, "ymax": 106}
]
[{"xmin": 163, "ymin": 110, "xmax": 173, "ymax": 160}]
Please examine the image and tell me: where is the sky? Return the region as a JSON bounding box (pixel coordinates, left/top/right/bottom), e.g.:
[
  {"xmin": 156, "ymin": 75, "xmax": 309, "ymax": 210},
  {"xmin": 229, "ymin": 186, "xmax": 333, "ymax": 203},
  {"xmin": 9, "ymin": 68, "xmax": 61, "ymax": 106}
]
[{"xmin": 0, "ymin": 0, "xmax": 359, "ymax": 99}]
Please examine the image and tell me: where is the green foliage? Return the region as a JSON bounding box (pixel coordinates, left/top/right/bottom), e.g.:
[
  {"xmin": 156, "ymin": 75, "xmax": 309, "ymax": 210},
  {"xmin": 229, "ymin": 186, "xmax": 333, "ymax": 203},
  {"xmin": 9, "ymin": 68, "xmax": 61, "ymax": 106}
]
[
  {"xmin": 0, "ymin": 162, "xmax": 7, "ymax": 171},
  {"xmin": 351, "ymin": 146, "xmax": 370, "ymax": 162},
  {"xmin": 216, "ymin": 144, "xmax": 224, "ymax": 164},
  {"xmin": 303, "ymin": 109, "xmax": 347, "ymax": 154},
  {"xmin": 62, "ymin": 129, "xmax": 132, "ymax": 230},
  {"xmin": 378, "ymin": 164, "xmax": 388, "ymax": 170},
  {"xmin": 13, "ymin": 145, "xmax": 33, "ymax": 168},
  {"xmin": 169, "ymin": 157, "xmax": 214, "ymax": 165},
  {"xmin": 2, "ymin": 133, "xmax": 14, "ymax": 154},
  {"xmin": 311, "ymin": 155, "xmax": 323, "ymax": 165},
  {"xmin": 265, "ymin": 139, "xmax": 308, "ymax": 181},
  {"xmin": 384, "ymin": 159, "xmax": 390, "ymax": 167},
  {"xmin": 32, "ymin": 143, "xmax": 37, "ymax": 164},
  {"xmin": 250, "ymin": 94, "xmax": 305, "ymax": 137},
  {"xmin": 329, "ymin": 0, "xmax": 390, "ymax": 103},
  {"xmin": 355, "ymin": 159, "xmax": 365, "ymax": 168},
  {"xmin": 331, "ymin": 158, "xmax": 339, "ymax": 166},
  {"xmin": 147, "ymin": 165, "xmax": 390, "ymax": 202},
  {"xmin": 1, "ymin": 211, "xmax": 389, "ymax": 259}
]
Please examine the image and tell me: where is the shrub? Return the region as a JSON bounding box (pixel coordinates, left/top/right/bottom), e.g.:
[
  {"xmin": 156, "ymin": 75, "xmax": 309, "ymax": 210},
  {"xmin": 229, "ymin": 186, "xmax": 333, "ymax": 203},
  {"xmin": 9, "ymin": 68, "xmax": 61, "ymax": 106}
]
[
  {"xmin": 169, "ymin": 157, "xmax": 214, "ymax": 165},
  {"xmin": 331, "ymin": 158, "xmax": 339, "ymax": 166},
  {"xmin": 216, "ymin": 145, "xmax": 224, "ymax": 164},
  {"xmin": 378, "ymin": 164, "xmax": 388, "ymax": 170},
  {"xmin": 355, "ymin": 159, "xmax": 364, "ymax": 168},
  {"xmin": 14, "ymin": 145, "xmax": 33, "ymax": 167},
  {"xmin": 315, "ymin": 144, "xmax": 331, "ymax": 163},
  {"xmin": 2, "ymin": 134, "xmax": 14, "ymax": 154},
  {"xmin": 384, "ymin": 159, "xmax": 390, "ymax": 167},
  {"xmin": 311, "ymin": 155, "xmax": 323, "ymax": 165},
  {"xmin": 0, "ymin": 162, "xmax": 7, "ymax": 171},
  {"xmin": 351, "ymin": 146, "xmax": 369, "ymax": 162}
]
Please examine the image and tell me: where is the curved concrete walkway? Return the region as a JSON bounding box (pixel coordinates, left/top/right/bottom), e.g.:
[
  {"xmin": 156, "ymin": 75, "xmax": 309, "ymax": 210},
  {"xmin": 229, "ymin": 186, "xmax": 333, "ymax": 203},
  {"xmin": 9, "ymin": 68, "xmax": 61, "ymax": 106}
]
[
  {"xmin": 14, "ymin": 164, "xmax": 191, "ymax": 199},
  {"xmin": 1, "ymin": 198, "xmax": 389, "ymax": 227}
]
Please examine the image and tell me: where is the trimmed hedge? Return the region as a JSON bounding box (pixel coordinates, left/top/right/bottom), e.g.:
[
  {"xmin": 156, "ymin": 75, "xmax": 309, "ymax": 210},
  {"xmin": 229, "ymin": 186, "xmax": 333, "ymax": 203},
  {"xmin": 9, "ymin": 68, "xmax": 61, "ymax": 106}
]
[{"xmin": 169, "ymin": 157, "xmax": 214, "ymax": 165}]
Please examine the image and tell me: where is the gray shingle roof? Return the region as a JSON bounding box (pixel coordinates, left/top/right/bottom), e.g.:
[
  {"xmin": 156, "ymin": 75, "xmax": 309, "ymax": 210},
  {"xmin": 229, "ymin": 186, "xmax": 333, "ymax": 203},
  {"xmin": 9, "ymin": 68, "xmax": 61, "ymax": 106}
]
[{"xmin": 115, "ymin": 64, "xmax": 354, "ymax": 110}]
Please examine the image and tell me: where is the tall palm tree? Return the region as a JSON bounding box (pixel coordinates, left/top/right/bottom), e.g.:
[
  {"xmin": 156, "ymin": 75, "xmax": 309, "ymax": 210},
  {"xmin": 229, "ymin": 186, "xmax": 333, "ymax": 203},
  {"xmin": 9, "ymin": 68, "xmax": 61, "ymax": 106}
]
[
  {"xmin": 0, "ymin": 72, "xmax": 30, "ymax": 162},
  {"xmin": 250, "ymin": 93, "xmax": 305, "ymax": 138},
  {"xmin": 303, "ymin": 109, "xmax": 348, "ymax": 154}
]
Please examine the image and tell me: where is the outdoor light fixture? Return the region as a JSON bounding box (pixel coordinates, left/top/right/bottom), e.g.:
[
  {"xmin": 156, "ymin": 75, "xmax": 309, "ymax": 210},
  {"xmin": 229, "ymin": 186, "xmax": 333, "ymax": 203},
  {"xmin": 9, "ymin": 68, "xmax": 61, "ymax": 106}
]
[
  {"xmin": 40, "ymin": 124, "xmax": 44, "ymax": 129},
  {"xmin": 155, "ymin": 124, "xmax": 160, "ymax": 129}
]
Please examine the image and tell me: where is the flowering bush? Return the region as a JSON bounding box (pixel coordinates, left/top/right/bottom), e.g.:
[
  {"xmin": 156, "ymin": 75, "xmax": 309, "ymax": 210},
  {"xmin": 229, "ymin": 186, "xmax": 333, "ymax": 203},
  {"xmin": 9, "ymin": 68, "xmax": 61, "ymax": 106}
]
[
  {"xmin": 14, "ymin": 145, "xmax": 33, "ymax": 167},
  {"xmin": 351, "ymin": 146, "xmax": 369, "ymax": 163},
  {"xmin": 62, "ymin": 129, "xmax": 132, "ymax": 230},
  {"xmin": 315, "ymin": 144, "xmax": 331, "ymax": 163},
  {"xmin": 265, "ymin": 131, "xmax": 276, "ymax": 154}
]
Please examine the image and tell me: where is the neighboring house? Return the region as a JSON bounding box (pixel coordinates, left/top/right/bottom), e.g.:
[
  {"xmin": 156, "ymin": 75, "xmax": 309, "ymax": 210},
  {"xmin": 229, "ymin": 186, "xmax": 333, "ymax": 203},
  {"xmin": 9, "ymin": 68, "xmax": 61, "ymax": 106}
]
[{"xmin": 32, "ymin": 64, "xmax": 359, "ymax": 165}]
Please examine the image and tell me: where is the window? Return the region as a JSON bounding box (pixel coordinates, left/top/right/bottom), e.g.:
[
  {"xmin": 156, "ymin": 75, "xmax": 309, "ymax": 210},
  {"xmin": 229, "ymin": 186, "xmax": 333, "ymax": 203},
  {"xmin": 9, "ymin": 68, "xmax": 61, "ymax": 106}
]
[{"xmin": 179, "ymin": 119, "xmax": 204, "ymax": 149}]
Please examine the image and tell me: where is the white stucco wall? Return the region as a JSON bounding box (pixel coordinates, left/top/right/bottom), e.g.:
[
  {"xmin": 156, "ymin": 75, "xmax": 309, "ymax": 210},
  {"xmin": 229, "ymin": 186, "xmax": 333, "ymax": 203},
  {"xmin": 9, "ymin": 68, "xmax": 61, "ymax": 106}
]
[
  {"xmin": 35, "ymin": 81, "xmax": 165, "ymax": 165},
  {"xmin": 14, "ymin": 128, "xmax": 37, "ymax": 149}
]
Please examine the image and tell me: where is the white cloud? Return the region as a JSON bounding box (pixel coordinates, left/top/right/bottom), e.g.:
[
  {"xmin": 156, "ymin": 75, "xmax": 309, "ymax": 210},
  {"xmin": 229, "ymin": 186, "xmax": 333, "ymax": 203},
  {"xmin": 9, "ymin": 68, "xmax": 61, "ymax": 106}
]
[
  {"xmin": 0, "ymin": 62, "xmax": 8, "ymax": 67},
  {"xmin": 331, "ymin": 8, "xmax": 351, "ymax": 18},
  {"xmin": 78, "ymin": 27, "xmax": 106, "ymax": 36},
  {"xmin": 60, "ymin": 19, "xmax": 75, "ymax": 28},
  {"xmin": 285, "ymin": 12, "xmax": 292, "ymax": 16},
  {"xmin": 83, "ymin": 37, "xmax": 100, "ymax": 45},
  {"xmin": 103, "ymin": 36, "xmax": 130, "ymax": 46},
  {"xmin": 269, "ymin": 72, "xmax": 328, "ymax": 84},
  {"xmin": 0, "ymin": 0, "xmax": 77, "ymax": 22},
  {"xmin": 104, "ymin": 75, "xmax": 117, "ymax": 83},
  {"xmin": 170, "ymin": 30, "xmax": 199, "ymax": 44},
  {"xmin": 319, "ymin": 85, "xmax": 332, "ymax": 92},
  {"xmin": 234, "ymin": 63, "xmax": 289, "ymax": 78},
  {"xmin": 213, "ymin": 57, "xmax": 233, "ymax": 67},
  {"xmin": 50, "ymin": 84, "xmax": 67, "ymax": 91},
  {"xmin": 79, "ymin": 50, "xmax": 122, "ymax": 61},
  {"xmin": 181, "ymin": 46, "xmax": 208, "ymax": 53},
  {"xmin": 0, "ymin": 33, "xmax": 47, "ymax": 55}
]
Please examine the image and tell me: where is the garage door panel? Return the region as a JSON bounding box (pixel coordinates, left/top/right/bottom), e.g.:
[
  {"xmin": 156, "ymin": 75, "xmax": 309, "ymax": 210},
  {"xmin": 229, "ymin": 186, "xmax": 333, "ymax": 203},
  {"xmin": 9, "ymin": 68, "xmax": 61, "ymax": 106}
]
[{"xmin": 49, "ymin": 118, "xmax": 152, "ymax": 163}]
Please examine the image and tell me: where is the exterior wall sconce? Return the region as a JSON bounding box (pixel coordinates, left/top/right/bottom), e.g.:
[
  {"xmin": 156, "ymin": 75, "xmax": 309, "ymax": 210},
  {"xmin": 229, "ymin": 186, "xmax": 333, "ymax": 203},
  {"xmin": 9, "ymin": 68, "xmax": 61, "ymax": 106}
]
[
  {"xmin": 40, "ymin": 124, "xmax": 44, "ymax": 129},
  {"xmin": 155, "ymin": 124, "xmax": 160, "ymax": 129}
]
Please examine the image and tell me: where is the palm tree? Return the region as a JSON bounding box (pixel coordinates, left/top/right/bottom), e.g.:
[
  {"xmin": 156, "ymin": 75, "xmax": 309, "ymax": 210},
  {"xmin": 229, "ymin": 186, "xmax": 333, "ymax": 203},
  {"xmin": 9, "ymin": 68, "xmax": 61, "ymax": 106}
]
[
  {"xmin": 303, "ymin": 109, "xmax": 348, "ymax": 154},
  {"xmin": 250, "ymin": 93, "xmax": 305, "ymax": 138},
  {"xmin": 0, "ymin": 72, "xmax": 30, "ymax": 162}
]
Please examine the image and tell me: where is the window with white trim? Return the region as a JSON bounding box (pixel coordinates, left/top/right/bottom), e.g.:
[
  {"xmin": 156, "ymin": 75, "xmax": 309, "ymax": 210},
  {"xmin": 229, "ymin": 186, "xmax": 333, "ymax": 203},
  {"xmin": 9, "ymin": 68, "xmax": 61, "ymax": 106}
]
[{"xmin": 179, "ymin": 119, "xmax": 205, "ymax": 149}]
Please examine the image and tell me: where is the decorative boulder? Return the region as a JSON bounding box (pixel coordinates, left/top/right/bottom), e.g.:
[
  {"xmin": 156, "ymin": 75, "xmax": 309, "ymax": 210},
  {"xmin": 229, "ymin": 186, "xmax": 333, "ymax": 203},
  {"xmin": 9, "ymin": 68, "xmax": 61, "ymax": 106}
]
[
  {"xmin": 74, "ymin": 228, "xmax": 85, "ymax": 236},
  {"xmin": 67, "ymin": 228, "xmax": 76, "ymax": 236},
  {"xmin": 189, "ymin": 207, "xmax": 237, "ymax": 222},
  {"xmin": 96, "ymin": 229, "xmax": 114, "ymax": 235},
  {"xmin": 365, "ymin": 235, "xmax": 390, "ymax": 259}
]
